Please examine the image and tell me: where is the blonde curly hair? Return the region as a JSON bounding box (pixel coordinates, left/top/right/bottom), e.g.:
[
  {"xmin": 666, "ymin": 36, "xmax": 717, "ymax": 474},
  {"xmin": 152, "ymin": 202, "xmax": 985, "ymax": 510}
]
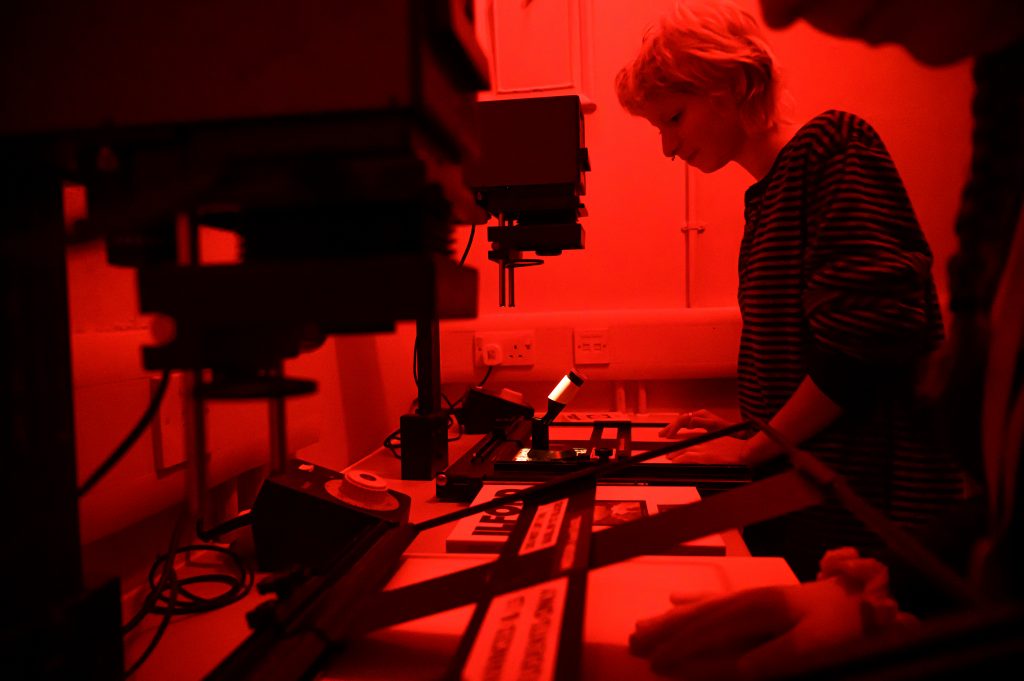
[{"xmin": 615, "ymin": 0, "xmax": 782, "ymax": 131}]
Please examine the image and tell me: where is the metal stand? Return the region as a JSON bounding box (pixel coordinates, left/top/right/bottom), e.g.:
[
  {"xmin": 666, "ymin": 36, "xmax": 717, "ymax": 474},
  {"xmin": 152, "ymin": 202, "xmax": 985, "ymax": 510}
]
[
  {"xmin": 531, "ymin": 416, "xmax": 550, "ymax": 450},
  {"xmin": 400, "ymin": 315, "xmax": 449, "ymax": 480}
]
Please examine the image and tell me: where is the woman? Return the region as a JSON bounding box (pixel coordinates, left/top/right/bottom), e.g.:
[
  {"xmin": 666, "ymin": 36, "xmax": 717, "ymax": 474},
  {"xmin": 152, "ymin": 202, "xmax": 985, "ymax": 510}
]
[{"xmin": 615, "ymin": 0, "xmax": 967, "ymax": 580}]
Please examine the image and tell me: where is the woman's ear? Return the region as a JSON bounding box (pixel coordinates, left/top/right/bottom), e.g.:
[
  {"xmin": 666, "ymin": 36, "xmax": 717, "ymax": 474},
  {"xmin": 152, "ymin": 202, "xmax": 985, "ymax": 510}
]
[{"xmin": 709, "ymin": 90, "xmax": 746, "ymax": 121}]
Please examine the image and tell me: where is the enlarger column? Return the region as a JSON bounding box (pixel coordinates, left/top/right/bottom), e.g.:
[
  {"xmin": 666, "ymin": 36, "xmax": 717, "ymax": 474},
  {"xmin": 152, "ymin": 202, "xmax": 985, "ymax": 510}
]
[{"xmin": 399, "ymin": 314, "xmax": 448, "ymax": 480}]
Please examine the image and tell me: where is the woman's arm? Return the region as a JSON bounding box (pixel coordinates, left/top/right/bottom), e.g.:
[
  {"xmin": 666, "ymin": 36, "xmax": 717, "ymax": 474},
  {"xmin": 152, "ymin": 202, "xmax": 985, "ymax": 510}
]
[
  {"xmin": 664, "ymin": 376, "xmax": 841, "ymax": 465},
  {"xmin": 741, "ymin": 375, "xmax": 842, "ymax": 464}
]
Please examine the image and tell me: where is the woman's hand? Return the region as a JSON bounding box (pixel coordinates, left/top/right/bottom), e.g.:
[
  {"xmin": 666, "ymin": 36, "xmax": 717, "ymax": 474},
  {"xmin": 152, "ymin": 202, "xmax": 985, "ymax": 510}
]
[
  {"xmin": 659, "ymin": 409, "xmax": 749, "ymax": 463},
  {"xmin": 666, "ymin": 436, "xmax": 750, "ymax": 464},
  {"xmin": 659, "ymin": 409, "xmax": 733, "ymax": 438}
]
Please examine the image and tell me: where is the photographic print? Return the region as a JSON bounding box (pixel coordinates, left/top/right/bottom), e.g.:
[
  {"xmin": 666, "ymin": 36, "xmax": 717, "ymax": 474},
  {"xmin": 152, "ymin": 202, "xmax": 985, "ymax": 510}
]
[{"xmin": 592, "ymin": 500, "xmax": 648, "ymax": 526}]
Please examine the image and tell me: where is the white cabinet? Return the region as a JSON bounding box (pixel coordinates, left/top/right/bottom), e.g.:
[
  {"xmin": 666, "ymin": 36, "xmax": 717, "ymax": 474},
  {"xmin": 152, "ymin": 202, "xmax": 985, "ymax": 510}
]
[{"xmin": 474, "ymin": 0, "xmax": 595, "ymax": 110}]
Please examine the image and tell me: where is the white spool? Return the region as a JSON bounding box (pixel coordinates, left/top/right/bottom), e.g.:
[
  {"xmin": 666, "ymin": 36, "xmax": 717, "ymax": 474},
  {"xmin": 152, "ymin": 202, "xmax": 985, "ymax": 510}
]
[{"xmin": 324, "ymin": 469, "xmax": 399, "ymax": 512}]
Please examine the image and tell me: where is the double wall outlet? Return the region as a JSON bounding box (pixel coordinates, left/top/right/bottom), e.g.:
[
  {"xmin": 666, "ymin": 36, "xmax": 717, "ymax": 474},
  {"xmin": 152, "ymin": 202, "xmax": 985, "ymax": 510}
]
[
  {"xmin": 474, "ymin": 330, "xmax": 536, "ymax": 366},
  {"xmin": 573, "ymin": 327, "xmax": 610, "ymax": 365}
]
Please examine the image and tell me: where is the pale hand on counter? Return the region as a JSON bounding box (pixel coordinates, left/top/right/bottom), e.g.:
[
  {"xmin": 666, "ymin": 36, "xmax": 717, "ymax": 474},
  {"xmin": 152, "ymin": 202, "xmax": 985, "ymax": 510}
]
[
  {"xmin": 629, "ymin": 548, "xmax": 917, "ymax": 680},
  {"xmin": 659, "ymin": 409, "xmax": 750, "ymax": 464},
  {"xmin": 659, "ymin": 409, "xmax": 733, "ymax": 437}
]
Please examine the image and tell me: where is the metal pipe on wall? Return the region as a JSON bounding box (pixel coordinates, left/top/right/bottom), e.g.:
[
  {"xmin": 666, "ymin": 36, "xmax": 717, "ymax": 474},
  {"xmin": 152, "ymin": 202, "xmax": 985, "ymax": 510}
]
[{"xmin": 681, "ymin": 162, "xmax": 705, "ymax": 308}]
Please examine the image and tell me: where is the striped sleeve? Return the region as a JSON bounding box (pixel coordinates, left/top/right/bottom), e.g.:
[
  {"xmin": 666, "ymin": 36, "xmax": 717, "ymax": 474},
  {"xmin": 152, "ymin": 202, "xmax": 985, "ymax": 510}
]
[
  {"xmin": 802, "ymin": 125, "xmax": 944, "ymax": 407},
  {"xmin": 738, "ymin": 111, "xmax": 966, "ymax": 569}
]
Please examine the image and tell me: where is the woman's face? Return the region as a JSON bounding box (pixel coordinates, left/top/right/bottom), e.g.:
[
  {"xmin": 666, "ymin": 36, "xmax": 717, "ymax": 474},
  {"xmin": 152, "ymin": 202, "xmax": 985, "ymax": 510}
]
[{"xmin": 636, "ymin": 92, "xmax": 748, "ymax": 173}]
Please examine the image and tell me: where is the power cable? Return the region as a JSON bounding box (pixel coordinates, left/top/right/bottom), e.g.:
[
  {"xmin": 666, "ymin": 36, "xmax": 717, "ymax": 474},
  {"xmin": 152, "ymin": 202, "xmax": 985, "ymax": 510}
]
[{"xmin": 79, "ymin": 369, "xmax": 172, "ymax": 496}]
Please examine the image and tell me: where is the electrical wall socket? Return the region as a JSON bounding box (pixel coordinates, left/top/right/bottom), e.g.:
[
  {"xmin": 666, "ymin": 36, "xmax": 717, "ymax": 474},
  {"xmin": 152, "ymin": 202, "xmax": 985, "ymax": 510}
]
[
  {"xmin": 474, "ymin": 330, "xmax": 536, "ymax": 366},
  {"xmin": 574, "ymin": 327, "xmax": 610, "ymax": 365}
]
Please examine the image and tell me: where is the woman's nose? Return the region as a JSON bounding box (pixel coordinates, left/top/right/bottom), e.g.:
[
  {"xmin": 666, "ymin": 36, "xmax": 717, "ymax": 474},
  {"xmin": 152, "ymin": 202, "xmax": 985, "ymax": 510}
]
[{"xmin": 661, "ymin": 131, "xmax": 678, "ymax": 159}]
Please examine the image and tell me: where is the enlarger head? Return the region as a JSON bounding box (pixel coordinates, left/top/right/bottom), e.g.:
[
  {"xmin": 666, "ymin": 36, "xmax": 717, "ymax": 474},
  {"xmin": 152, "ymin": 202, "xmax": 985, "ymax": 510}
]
[
  {"xmin": 466, "ymin": 95, "xmax": 591, "ymax": 307},
  {"xmin": 14, "ymin": 1, "xmax": 492, "ymax": 395}
]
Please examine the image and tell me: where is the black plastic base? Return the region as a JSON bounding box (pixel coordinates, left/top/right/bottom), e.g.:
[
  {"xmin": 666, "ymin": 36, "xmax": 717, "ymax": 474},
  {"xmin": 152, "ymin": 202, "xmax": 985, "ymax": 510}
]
[{"xmin": 400, "ymin": 412, "xmax": 449, "ymax": 480}]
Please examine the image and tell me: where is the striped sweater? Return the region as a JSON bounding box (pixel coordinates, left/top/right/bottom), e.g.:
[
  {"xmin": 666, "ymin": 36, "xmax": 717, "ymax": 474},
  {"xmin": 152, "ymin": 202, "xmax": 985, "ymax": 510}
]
[{"xmin": 739, "ymin": 110, "xmax": 966, "ymax": 578}]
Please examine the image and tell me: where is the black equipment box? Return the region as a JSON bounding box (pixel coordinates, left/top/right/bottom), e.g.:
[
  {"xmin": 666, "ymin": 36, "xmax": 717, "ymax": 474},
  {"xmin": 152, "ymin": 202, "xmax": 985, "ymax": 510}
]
[{"xmin": 251, "ymin": 459, "xmax": 411, "ymax": 573}]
